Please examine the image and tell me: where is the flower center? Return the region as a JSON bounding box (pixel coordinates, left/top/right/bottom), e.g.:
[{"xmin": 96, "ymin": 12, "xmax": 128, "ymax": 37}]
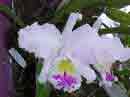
[{"xmin": 57, "ymin": 59, "xmax": 76, "ymax": 74}]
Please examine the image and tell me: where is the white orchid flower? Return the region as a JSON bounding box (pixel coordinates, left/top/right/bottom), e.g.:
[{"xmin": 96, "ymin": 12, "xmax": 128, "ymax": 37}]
[
  {"xmin": 18, "ymin": 12, "xmax": 96, "ymax": 92},
  {"xmin": 69, "ymin": 17, "xmax": 130, "ymax": 86},
  {"xmin": 18, "ymin": 11, "xmax": 130, "ymax": 91},
  {"xmin": 120, "ymin": 5, "xmax": 130, "ymax": 13}
]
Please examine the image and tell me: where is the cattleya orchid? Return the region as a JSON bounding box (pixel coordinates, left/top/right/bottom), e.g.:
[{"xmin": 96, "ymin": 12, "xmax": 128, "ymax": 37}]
[
  {"xmin": 18, "ymin": 12, "xmax": 130, "ymax": 92},
  {"xmin": 18, "ymin": 13, "xmax": 96, "ymax": 92}
]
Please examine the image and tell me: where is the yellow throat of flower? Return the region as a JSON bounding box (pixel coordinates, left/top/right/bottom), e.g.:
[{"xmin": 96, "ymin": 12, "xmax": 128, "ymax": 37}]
[{"xmin": 58, "ymin": 59, "xmax": 76, "ymax": 74}]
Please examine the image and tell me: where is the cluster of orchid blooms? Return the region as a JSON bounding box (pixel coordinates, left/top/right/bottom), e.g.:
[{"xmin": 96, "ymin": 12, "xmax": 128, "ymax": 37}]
[{"xmin": 18, "ymin": 7, "xmax": 130, "ymax": 92}]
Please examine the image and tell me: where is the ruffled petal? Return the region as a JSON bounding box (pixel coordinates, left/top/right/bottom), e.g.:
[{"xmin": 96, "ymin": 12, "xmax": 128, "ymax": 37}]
[{"xmin": 18, "ymin": 22, "xmax": 62, "ymax": 59}]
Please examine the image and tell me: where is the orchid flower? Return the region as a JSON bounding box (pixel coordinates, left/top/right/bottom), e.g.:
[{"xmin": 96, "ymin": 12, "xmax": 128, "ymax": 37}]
[
  {"xmin": 69, "ymin": 16, "xmax": 130, "ymax": 86},
  {"xmin": 18, "ymin": 12, "xmax": 96, "ymax": 92},
  {"xmin": 18, "ymin": 11, "xmax": 130, "ymax": 91}
]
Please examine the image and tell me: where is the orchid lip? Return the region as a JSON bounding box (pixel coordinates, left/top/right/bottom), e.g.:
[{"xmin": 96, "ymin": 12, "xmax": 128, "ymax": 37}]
[
  {"xmin": 105, "ymin": 72, "xmax": 115, "ymax": 81},
  {"xmin": 53, "ymin": 72, "xmax": 77, "ymax": 89}
]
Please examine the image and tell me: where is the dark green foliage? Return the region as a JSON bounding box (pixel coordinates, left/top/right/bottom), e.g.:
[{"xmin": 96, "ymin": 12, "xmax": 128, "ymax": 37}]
[
  {"xmin": 106, "ymin": 8, "xmax": 130, "ymax": 26},
  {"xmin": 107, "ymin": 0, "xmax": 130, "ymax": 8},
  {"xmin": 36, "ymin": 82, "xmax": 51, "ymax": 97}
]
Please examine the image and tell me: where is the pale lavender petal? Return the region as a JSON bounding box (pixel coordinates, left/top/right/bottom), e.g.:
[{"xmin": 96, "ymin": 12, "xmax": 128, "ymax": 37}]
[
  {"xmin": 70, "ymin": 26, "xmax": 130, "ymax": 65},
  {"xmin": 69, "ymin": 45, "xmax": 97, "ymax": 65},
  {"xmin": 100, "ymin": 37, "xmax": 130, "ymax": 61},
  {"xmin": 63, "ymin": 12, "xmax": 82, "ymax": 37},
  {"xmin": 64, "ymin": 23, "xmax": 99, "ymax": 56},
  {"xmin": 109, "ymin": 48, "xmax": 130, "ymax": 61},
  {"xmin": 18, "ymin": 23, "xmax": 61, "ymax": 59},
  {"xmin": 79, "ymin": 64, "xmax": 96, "ymax": 82},
  {"xmin": 62, "ymin": 13, "xmax": 82, "ymax": 47},
  {"xmin": 66, "ymin": 24, "xmax": 99, "ymax": 65}
]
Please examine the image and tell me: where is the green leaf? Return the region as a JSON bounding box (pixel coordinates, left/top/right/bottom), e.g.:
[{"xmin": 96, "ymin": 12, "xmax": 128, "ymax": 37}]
[
  {"xmin": 36, "ymin": 62, "xmax": 51, "ymax": 97},
  {"xmin": 107, "ymin": 0, "xmax": 130, "ymax": 8},
  {"xmin": 117, "ymin": 69, "xmax": 130, "ymax": 76},
  {"xmin": 53, "ymin": 0, "xmax": 104, "ymax": 23},
  {"xmin": 122, "ymin": 35, "xmax": 130, "ymax": 47},
  {"xmin": 100, "ymin": 26, "xmax": 130, "ymax": 35},
  {"xmin": 106, "ymin": 8, "xmax": 130, "ymax": 26},
  {"xmin": 36, "ymin": 81, "xmax": 51, "ymax": 97},
  {"xmin": 36, "ymin": 63, "xmax": 43, "ymax": 75}
]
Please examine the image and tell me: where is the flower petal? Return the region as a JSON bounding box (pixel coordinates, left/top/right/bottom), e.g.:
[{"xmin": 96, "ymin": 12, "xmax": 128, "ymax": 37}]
[
  {"xmin": 62, "ymin": 12, "xmax": 82, "ymax": 46},
  {"xmin": 120, "ymin": 5, "xmax": 130, "ymax": 13},
  {"xmin": 100, "ymin": 36, "xmax": 130, "ymax": 61},
  {"xmin": 98, "ymin": 13, "xmax": 120, "ymax": 28},
  {"xmin": 18, "ymin": 22, "xmax": 62, "ymax": 59},
  {"xmin": 64, "ymin": 24, "xmax": 94, "ymax": 51},
  {"xmin": 79, "ymin": 64, "xmax": 96, "ymax": 83},
  {"xmin": 67, "ymin": 23, "xmax": 99, "ymax": 65}
]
